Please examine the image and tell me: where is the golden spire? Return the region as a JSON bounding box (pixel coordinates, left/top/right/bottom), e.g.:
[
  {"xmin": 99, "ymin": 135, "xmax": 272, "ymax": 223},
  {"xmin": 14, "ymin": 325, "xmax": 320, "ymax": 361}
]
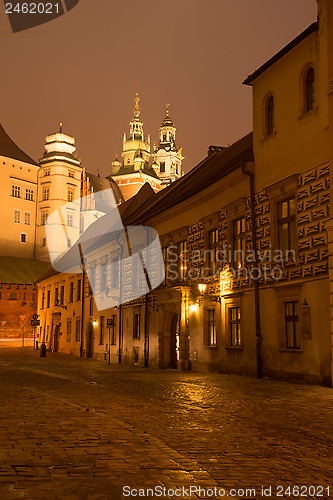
[
  {"xmin": 133, "ymin": 82, "xmax": 140, "ymax": 118},
  {"xmin": 59, "ymin": 122, "xmax": 63, "ymax": 133},
  {"xmin": 166, "ymin": 103, "xmax": 170, "ymax": 116}
]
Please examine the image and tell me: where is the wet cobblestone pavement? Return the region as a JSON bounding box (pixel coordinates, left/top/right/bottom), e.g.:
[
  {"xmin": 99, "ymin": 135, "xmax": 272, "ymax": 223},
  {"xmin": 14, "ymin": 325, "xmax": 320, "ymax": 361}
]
[{"xmin": 0, "ymin": 348, "xmax": 332, "ymax": 500}]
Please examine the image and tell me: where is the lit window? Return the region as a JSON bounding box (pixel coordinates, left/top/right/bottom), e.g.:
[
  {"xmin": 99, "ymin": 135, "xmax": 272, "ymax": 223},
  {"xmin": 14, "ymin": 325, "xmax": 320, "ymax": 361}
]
[
  {"xmin": 233, "ymin": 218, "xmax": 246, "ymax": 269},
  {"xmin": 160, "ymin": 162, "xmax": 166, "ymax": 173},
  {"xmin": 14, "ymin": 210, "xmax": 21, "ymax": 223},
  {"xmin": 278, "ymin": 198, "xmax": 296, "ymax": 254},
  {"xmin": 305, "ymin": 68, "xmax": 315, "ymax": 113},
  {"xmin": 266, "ymin": 95, "xmax": 274, "ymax": 136},
  {"xmin": 208, "ymin": 228, "xmax": 219, "ymax": 275},
  {"xmin": 177, "ymin": 241, "xmax": 187, "ymax": 281},
  {"xmin": 12, "ymin": 185, "xmax": 20, "ymax": 198},
  {"xmin": 25, "ymin": 189, "xmax": 34, "ymax": 201},
  {"xmin": 229, "ymin": 307, "xmax": 241, "ymax": 347},
  {"xmin": 285, "ymin": 301, "xmax": 300, "ymax": 349},
  {"xmin": 205, "ymin": 309, "xmax": 216, "ymax": 346},
  {"xmin": 68, "ymin": 170, "xmax": 75, "ymax": 178},
  {"xmin": 111, "ymin": 315, "xmax": 117, "ymax": 345}
]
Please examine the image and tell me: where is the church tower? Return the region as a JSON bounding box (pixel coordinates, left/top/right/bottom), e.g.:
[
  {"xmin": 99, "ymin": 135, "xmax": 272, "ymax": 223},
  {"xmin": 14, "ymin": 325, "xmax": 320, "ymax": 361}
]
[
  {"xmin": 155, "ymin": 104, "xmax": 184, "ymax": 185},
  {"xmin": 121, "ymin": 93, "xmax": 151, "ymax": 169},
  {"xmin": 36, "ymin": 124, "xmax": 83, "ymax": 261}
]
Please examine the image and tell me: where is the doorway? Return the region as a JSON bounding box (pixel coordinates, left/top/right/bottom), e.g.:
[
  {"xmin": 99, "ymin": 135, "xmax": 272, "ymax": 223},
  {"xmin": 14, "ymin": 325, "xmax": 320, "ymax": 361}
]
[
  {"xmin": 86, "ymin": 322, "xmax": 94, "ymax": 358},
  {"xmin": 53, "ymin": 324, "xmax": 60, "ymax": 352}
]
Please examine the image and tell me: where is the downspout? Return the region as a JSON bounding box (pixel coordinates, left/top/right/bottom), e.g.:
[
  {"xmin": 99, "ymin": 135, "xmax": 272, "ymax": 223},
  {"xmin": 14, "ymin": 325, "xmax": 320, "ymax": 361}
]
[
  {"xmin": 241, "ymin": 162, "xmax": 262, "ymax": 379},
  {"xmin": 78, "ymin": 243, "xmax": 85, "ymax": 358}
]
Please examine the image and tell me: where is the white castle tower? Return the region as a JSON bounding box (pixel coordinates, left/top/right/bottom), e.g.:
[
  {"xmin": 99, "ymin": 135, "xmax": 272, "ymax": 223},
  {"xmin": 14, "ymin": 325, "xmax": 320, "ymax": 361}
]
[{"xmin": 36, "ymin": 124, "xmax": 83, "ymax": 261}]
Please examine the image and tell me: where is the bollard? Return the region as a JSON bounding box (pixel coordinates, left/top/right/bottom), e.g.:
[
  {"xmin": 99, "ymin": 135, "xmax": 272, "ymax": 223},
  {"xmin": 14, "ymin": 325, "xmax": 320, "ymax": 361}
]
[
  {"xmin": 36, "ymin": 341, "xmax": 39, "ymax": 350},
  {"xmin": 40, "ymin": 343, "xmax": 46, "ymax": 357}
]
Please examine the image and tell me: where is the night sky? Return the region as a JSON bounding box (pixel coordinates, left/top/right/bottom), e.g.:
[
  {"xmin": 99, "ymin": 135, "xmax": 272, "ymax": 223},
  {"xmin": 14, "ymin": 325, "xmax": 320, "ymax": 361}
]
[{"xmin": 1, "ymin": 0, "xmax": 317, "ymax": 176}]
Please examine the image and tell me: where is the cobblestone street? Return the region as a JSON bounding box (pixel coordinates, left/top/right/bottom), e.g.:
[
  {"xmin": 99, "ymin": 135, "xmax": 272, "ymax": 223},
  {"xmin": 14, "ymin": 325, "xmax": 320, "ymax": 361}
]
[{"xmin": 0, "ymin": 348, "xmax": 332, "ymax": 500}]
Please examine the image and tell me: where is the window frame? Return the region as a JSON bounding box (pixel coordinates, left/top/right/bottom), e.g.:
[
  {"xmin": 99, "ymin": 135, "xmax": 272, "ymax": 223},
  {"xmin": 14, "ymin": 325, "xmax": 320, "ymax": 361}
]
[
  {"xmin": 225, "ymin": 297, "xmax": 242, "ymax": 349},
  {"xmin": 133, "ymin": 312, "xmax": 141, "ymax": 340},
  {"xmin": 265, "ymin": 95, "xmax": 275, "ymax": 136}
]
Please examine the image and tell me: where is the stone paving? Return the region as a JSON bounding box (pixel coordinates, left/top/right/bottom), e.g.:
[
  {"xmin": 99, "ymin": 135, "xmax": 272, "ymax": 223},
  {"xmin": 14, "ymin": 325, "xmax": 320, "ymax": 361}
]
[{"xmin": 0, "ymin": 348, "xmax": 332, "ymax": 500}]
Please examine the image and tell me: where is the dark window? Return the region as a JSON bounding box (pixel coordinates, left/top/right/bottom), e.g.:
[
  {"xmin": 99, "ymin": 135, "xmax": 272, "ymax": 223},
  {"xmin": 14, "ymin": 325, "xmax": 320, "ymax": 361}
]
[
  {"xmin": 266, "ymin": 96, "xmax": 274, "ymax": 136},
  {"xmin": 133, "ymin": 313, "xmax": 141, "ymax": 339},
  {"xmin": 305, "ymin": 68, "xmax": 315, "ymax": 112},
  {"xmin": 88, "ymin": 268, "xmax": 95, "ymax": 295},
  {"xmin": 99, "ymin": 316, "xmax": 104, "ymax": 345},
  {"xmin": 69, "ymin": 282, "xmax": 74, "ymax": 303},
  {"xmin": 47, "ymin": 290, "xmax": 50, "ymax": 308},
  {"xmin": 75, "ymin": 318, "xmax": 81, "ymax": 342},
  {"xmin": 60, "ymin": 285, "xmax": 64, "ymax": 305},
  {"xmin": 9, "ymin": 292, "xmax": 17, "ymax": 300},
  {"xmin": 12, "ymin": 185, "xmax": 20, "ymax": 198},
  {"xmin": 110, "ymin": 255, "xmax": 119, "ymax": 289},
  {"xmin": 100, "ymin": 263, "xmax": 107, "ymax": 292},
  {"xmin": 41, "ymin": 292, "xmax": 45, "ymax": 309},
  {"xmin": 285, "ymin": 301, "xmax": 300, "ymax": 349},
  {"xmin": 229, "ymin": 307, "xmax": 241, "ymax": 347},
  {"xmin": 233, "ymin": 218, "xmax": 246, "ymax": 269},
  {"xmin": 25, "ymin": 189, "xmax": 33, "ymax": 201},
  {"xmin": 21, "ymin": 233, "xmax": 27, "ymax": 243},
  {"xmin": 208, "ymin": 229, "xmax": 219, "ymax": 275},
  {"xmin": 77, "ymin": 279, "xmax": 81, "ymax": 301},
  {"xmin": 278, "ymin": 198, "xmax": 296, "ymax": 254},
  {"xmin": 66, "ymin": 319, "xmax": 72, "ymax": 342},
  {"xmin": 89, "ymin": 297, "xmax": 94, "ymax": 316},
  {"xmin": 160, "ymin": 162, "xmax": 166, "ymax": 173},
  {"xmin": 54, "ymin": 287, "xmax": 59, "ymax": 306}
]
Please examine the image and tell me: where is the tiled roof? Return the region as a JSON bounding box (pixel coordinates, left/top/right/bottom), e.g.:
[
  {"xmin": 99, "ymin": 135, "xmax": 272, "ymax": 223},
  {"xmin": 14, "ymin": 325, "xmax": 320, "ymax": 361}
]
[
  {"xmin": 0, "ymin": 256, "xmax": 50, "ymax": 284},
  {"xmin": 0, "ymin": 123, "xmax": 38, "ymax": 166}
]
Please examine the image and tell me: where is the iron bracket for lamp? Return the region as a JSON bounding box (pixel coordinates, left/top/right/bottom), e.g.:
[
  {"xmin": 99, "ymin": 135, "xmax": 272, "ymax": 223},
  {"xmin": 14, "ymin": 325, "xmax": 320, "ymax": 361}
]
[{"xmin": 209, "ymin": 295, "xmax": 222, "ymax": 303}]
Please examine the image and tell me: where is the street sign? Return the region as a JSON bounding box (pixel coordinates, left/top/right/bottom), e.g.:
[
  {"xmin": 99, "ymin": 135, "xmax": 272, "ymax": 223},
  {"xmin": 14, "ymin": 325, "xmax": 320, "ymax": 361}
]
[
  {"xmin": 107, "ymin": 319, "xmax": 113, "ymax": 327},
  {"xmin": 19, "ymin": 315, "xmax": 26, "ymax": 322},
  {"xmin": 32, "ymin": 314, "xmax": 38, "ymax": 320},
  {"xmin": 31, "ymin": 320, "xmax": 40, "ymax": 326}
]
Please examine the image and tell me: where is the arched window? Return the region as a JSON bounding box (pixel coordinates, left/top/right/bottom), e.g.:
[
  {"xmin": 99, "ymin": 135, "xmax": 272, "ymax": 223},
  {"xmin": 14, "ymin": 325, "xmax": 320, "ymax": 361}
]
[
  {"xmin": 266, "ymin": 96, "xmax": 274, "ymax": 136},
  {"xmin": 305, "ymin": 67, "xmax": 315, "ymax": 112}
]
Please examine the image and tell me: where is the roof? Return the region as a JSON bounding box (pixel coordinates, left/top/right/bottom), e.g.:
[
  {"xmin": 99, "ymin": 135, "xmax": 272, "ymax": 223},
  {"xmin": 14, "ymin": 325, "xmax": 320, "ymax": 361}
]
[
  {"xmin": 161, "ymin": 115, "xmax": 174, "ymax": 127},
  {"xmin": 127, "ymin": 132, "xmax": 254, "ymax": 225},
  {"xmin": 110, "ymin": 165, "xmax": 159, "ymax": 179},
  {"xmin": 243, "ymin": 21, "xmax": 318, "ymax": 86},
  {"xmin": 0, "ymin": 123, "xmax": 38, "ymax": 166},
  {"xmin": 0, "ymin": 256, "xmax": 50, "ymax": 284}
]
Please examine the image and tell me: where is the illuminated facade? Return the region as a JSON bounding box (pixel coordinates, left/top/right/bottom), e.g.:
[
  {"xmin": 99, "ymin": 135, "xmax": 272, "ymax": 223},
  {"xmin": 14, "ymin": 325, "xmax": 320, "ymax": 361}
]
[{"xmin": 37, "ymin": 0, "xmax": 333, "ymax": 387}]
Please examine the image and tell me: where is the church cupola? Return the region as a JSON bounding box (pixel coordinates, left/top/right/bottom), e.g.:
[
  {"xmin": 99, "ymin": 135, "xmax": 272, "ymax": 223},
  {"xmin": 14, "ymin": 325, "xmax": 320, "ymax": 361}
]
[
  {"xmin": 155, "ymin": 104, "xmax": 184, "ymax": 184},
  {"xmin": 121, "ymin": 92, "xmax": 151, "ymax": 167}
]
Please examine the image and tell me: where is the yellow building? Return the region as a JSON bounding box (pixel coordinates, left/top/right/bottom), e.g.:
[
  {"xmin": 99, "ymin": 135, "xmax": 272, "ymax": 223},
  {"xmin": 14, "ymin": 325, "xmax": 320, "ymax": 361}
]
[{"xmin": 37, "ymin": 0, "xmax": 333, "ymax": 386}]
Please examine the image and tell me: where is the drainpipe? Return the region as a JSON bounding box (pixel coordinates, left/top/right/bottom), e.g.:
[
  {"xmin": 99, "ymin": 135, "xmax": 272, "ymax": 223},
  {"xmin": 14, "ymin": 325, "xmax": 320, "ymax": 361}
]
[
  {"xmin": 241, "ymin": 162, "xmax": 262, "ymax": 379},
  {"xmin": 78, "ymin": 243, "xmax": 85, "ymax": 358}
]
